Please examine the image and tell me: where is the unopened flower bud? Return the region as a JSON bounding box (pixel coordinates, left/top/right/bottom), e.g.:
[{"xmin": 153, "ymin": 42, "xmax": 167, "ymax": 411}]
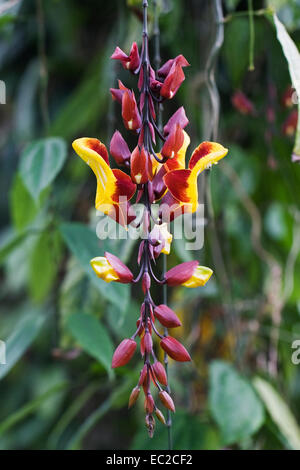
[
  {"xmin": 160, "ymin": 336, "xmax": 191, "ymax": 362},
  {"xmin": 144, "ymin": 331, "xmax": 153, "ymax": 353},
  {"xmin": 128, "ymin": 386, "xmax": 140, "ymax": 408},
  {"xmin": 111, "ymin": 338, "xmax": 137, "ymax": 368},
  {"xmin": 142, "ymin": 272, "xmax": 151, "ymax": 293},
  {"xmin": 152, "ymin": 361, "xmax": 168, "ymax": 386},
  {"xmin": 154, "ymin": 304, "xmax": 181, "ymax": 328},
  {"xmin": 159, "ymin": 391, "xmax": 175, "ymax": 412},
  {"xmin": 155, "ymin": 408, "xmax": 166, "ymax": 425}
]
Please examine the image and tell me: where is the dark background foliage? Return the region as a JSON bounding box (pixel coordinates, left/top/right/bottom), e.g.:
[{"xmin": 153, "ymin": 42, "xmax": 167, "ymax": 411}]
[{"xmin": 1, "ymin": 0, "xmax": 300, "ymax": 450}]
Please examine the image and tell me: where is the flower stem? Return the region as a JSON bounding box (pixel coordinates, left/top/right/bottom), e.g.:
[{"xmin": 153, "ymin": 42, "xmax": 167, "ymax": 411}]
[{"xmin": 248, "ymin": 0, "xmax": 255, "ymax": 71}]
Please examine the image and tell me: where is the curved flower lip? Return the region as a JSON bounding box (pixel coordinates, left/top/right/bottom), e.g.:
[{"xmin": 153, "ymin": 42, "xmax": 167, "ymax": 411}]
[
  {"xmin": 105, "ymin": 252, "xmax": 133, "ymax": 283},
  {"xmin": 164, "ymin": 261, "xmax": 212, "ymax": 288},
  {"xmin": 163, "ymin": 141, "xmax": 228, "ymax": 212},
  {"xmin": 163, "ymin": 106, "xmax": 189, "ymax": 136},
  {"xmin": 164, "ymin": 260, "xmax": 199, "ymax": 286},
  {"xmin": 90, "ymin": 252, "xmax": 133, "ymax": 284},
  {"xmin": 161, "ymin": 124, "xmax": 184, "ymax": 159},
  {"xmin": 111, "ymin": 42, "xmax": 140, "ymax": 72},
  {"xmin": 122, "ymin": 90, "xmax": 142, "ymax": 131},
  {"xmin": 164, "ymin": 130, "xmax": 190, "ymax": 172},
  {"xmin": 90, "ymin": 257, "xmax": 120, "ymax": 283},
  {"xmin": 72, "ymin": 137, "xmax": 136, "ymax": 226},
  {"xmin": 130, "ymin": 146, "xmax": 152, "ymax": 184},
  {"xmin": 158, "ymin": 54, "xmax": 190, "ymax": 78},
  {"xmin": 182, "ymin": 265, "xmax": 213, "ymax": 288}
]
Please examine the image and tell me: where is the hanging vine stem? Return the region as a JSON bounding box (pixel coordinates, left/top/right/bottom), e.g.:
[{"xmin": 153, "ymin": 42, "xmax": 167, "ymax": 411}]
[
  {"xmin": 248, "ymin": 0, "xmax": 255, "ymax": 71},
  {"xmin": 203, "ymin": 0, "xmax": 241, "ymax": 365},
  {"xmin": 152, "ymin": 0, "xmax": 173, "ymax": 449}
]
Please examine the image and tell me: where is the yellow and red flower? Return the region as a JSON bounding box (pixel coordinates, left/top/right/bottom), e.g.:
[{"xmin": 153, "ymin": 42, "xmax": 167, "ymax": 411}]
[{"xmin": 72, "ymin": 137, "xmax": 136, "ymax": 226}]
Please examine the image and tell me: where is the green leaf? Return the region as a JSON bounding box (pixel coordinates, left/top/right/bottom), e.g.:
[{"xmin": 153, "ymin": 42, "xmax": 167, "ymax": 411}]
[
  {"xmin": 273, "ymin": 13, "xmax": 300, "ymax": 159},
  {"xmin": 0, "ymin": 231, "xmax": 27, "ymax": 264},
  {"xmin": 253, "ymin": 377, "xmax": 300, "ymax": 450},
  {"xmin": 28, "ymin": 230, "xmax": 62, "ymax": 303},
  {"xmin": 223, "ymin": 18, "xmax": 251, "ymax": 86},
  {"xmin": 0, "ymin": 382, "xmax": 68, "ymax": 436},
  {"xmin": 59, "ymin": 222, "xmax": 129, "ymax": 312},
  {"xmin": 209, "ymin": 360, "xmax": 265, "ymax": 445},
  {"xmin": 19, "ymin": 137, "xmax": 67, "ymax": 201},
  {"xmin": 67, "ymin": 312, "xmax": 113, "ymax": 375},
  {"xmin": 0, "ymin": 308, "xmax": 47, "ymax": 380},
  {"xmin": 10, "ymin": 173, "xmax": 39, "ymax": 231}
]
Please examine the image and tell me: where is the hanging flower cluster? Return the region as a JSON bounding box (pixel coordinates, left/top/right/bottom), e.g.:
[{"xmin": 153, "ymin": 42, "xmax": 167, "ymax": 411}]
[{"xmin": 72, "ymin": 1, "xmax": 228, "ymax": 437}]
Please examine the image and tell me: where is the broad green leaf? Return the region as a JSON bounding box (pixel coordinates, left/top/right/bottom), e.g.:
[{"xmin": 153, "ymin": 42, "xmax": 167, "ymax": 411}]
[
  {"xmin": 0, "ymin": 308, "xmax": 47, "ymax": 380},
  {"xmin": 223, "ymin": 18, "xmax": 251, "ymax": 86},
  {"xmin": 19, "ymin": 137, "xmax": 67, "ymax": 200},
  {"xmin": 29, "ymin": 230, "xmax": 62, "ymax": 303},
  {"xmin": 67, "ymin": 312, "xmax": 113, "ymax": 375},
  {"xmin": 59, "ymin": 222, "xmax": 129, "ymax": 312},
  {"xmin": 0, "ymin": 231, "xmax": 27, "ymax": 264},
  {"xmin": 273, "ymin": 13, "xmax": 300, "ymax": 159},
  {"xmin": 10, "ymin": 173, "xmax": 39, "ymax": 231},
  {"xmin": 209, "ymin": 361, "xmax": 265, "ymax": 445},
  {"xmin": 253, "ymin": 376, "xmax": 300, "ymax": 450}
]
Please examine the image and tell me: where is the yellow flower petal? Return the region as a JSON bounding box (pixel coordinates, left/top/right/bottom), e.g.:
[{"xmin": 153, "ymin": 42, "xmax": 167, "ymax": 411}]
[
  {"xmin": 182, "ymin": 266, "xmax": 213, "ymax": 288},
  {"xmin": 90, "ymin": 257, "xmax": 119, "ymax": 283}
]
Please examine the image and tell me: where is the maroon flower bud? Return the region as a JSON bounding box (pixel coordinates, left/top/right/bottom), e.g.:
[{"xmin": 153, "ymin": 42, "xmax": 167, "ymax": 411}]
[
  {"xmin": 282, "ymin": 109, "xmax": 298, "ymax": 136},
  {"xmin": 122, "ymin": 90, "xmax": 142, "ymax": 131},
  {"xmin": 112, "ymin": 338, "xmax": 137, "ymax": 368},
  {"xmin": 159, "ymin": 390, "xmax": 175, "ymax": 412},
  {"xmin": 164, "ymin": 261, "xmax": 199, "ymax": 286},
  {"xmin": 160, "ymin": 336, "xmax": 191, "ymax": 362},
  {"xmin": 144, "ymin": 331, "xmax": 153, "ymax": 353},
  {"xmin": 231, "ymin": 90, "xmax": 255, "ymax": 115},
  {"xmin": 154, "ymin": 304, "xmax": 181, "ymax": 328},
  {"xmin": 155, "ymin": 408, "xmax": 166, "ymax": 425},
  {"xmin": 142, "ymin": 272, "xmax": 151, "ymax": 293},
  {"xmin": 163, "ymin": 106, "xmax": 189, "ymax": 136},
  {"xmin": 281, "ymin": 85, "xmax": 295, "ymax": 108},
  {"xmin": 138, "ymin": 364, "xmax": 148, "ymax": 386},
  {"xmin": 145, "ymin": 394, "xmax": 155, "ymax": 413},
  {"xmin": 105, "ymin": 251, "xmax": 133, "ymax": 283},
  {"xmin": 110, "ymin": 130, "xmax": 131, "ymax": 166},
  {"xmin": 152, "ymin": 361, "xmax": 167, "ymax": 386},
  {"xmin": 140, "ymin": 335, "xmax": 145, "ymax": 356},
  {"xmin": 161, "ymin": 124, "xmax": 184, "ymax": 159},
  {"xmin": 111, "ymin": 42, "xmax": 140, "ymax": 72},
  {"xmin": 128, "ymin": 386, "xmax": 140, "ymax": 408},
  {"xmin": 138, "ymin": 241, "xmax": 145, "ymax": 265}
]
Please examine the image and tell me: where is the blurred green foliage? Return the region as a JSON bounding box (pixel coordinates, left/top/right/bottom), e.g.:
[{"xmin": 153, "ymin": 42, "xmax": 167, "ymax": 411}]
[{"xmin": 1, "ymin": 0, "xmax": 300, "ymax": 450}]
